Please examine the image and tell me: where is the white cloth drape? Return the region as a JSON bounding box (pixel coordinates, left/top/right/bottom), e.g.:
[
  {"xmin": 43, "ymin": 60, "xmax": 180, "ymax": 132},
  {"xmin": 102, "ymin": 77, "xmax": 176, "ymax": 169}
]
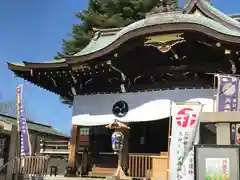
[{"xmin": 72, "ymin": 89, "xmax": 215, "ymax": 126}]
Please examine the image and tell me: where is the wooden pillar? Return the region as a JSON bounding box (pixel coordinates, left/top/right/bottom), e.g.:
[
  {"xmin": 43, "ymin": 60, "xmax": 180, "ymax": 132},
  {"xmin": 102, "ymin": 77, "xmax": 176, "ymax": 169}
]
[
  {"xmin": 68, "ymin": 125, "xmax": 80, "ymax": 169},
  {"xmin": 121, "ymin": 128, "xmax": 129, "ymax": 172},
  {"xmin": 79, "ymin": 127, "xmax": 90, "ymax": 175}
]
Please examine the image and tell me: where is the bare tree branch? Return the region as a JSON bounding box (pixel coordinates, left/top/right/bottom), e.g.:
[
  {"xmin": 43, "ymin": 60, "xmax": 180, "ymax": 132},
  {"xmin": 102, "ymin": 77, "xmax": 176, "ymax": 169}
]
[{"xmin": 0, "ymin": 100, "xmax": 16, "ymax": 117}]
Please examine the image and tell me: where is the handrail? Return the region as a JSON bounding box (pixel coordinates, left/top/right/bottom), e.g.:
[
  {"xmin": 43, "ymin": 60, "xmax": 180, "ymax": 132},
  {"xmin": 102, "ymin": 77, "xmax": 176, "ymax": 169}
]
[{"xmin": 0, "ymin": 156, "xmax": 17, "ymax": 172}]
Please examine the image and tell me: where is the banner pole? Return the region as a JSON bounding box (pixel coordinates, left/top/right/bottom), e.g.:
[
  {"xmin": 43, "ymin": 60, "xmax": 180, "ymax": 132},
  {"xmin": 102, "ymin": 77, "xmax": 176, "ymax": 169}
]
[
  {"xmin": 15, "ymin": 85, "xmax": 21, "ymax": 180},
  {"xmin": 213, "ymin": 73, "xmax": 217, "ymax": 112},
  {"xmin": 167, "ymin": 101, "xmax": 172, "ymax": 180},
  {"xmin": 16, "ymin": 84, "xmax": 32, "ymax": 157}
]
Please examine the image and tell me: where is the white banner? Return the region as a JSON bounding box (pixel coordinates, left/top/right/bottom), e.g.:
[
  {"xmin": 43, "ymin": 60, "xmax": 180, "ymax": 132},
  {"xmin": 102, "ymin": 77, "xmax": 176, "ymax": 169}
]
[{"xmin": 170, "ymin": 102, "xmax": 202, "ymax": 180}]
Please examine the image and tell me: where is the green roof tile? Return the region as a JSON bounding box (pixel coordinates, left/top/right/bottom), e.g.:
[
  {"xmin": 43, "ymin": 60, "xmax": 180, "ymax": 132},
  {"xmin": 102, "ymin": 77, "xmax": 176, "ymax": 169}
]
[{"xmin": 75, "ymin": 35, "xmax": 116, "ymax": 57}]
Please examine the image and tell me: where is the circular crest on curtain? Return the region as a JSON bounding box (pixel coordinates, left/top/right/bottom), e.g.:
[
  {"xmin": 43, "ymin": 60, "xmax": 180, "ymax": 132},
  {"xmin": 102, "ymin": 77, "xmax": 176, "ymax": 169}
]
[{"xmin": 112, "ymin": 100, "xmax": 129, "ymax": 118}]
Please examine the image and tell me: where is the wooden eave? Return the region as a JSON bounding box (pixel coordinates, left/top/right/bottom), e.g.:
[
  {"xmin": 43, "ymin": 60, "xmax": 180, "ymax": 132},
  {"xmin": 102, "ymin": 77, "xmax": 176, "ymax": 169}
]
[
  {"xmin": 7, "ymin": 38, "xmax": 239, "ymax": 98},
  {"xmin": 7, "ymin": 62, "xmax": 31, "ymax": 71},
  {"xmin": 22, "ymin": 61, "xmax": 68, "ymax": 68},
  {"xmin": 7, "ymin": 62, "xmax": 78, "ymax": 99},
  {"xmin": 183, "ymin": 0, "xmax": 240, "ymax": 31},
  {"xmin": 7, "ymin": 60, "xmax": 69, "ymax": 71},
  {"xmin": 8, "ymin": 59, "xmax": 123, "ymax": 99}
]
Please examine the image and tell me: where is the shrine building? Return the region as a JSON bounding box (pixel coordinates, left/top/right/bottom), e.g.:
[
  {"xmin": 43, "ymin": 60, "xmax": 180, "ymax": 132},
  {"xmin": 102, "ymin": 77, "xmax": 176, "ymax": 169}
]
[{"xmin": 7, "ymin": 0, "xmax": 240, "ymax": 179}]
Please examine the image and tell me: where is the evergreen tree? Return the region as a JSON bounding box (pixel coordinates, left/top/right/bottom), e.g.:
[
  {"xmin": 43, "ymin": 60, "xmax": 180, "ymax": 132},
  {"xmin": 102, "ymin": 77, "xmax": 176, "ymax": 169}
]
[{"xmin": 55, "ymin": 0, "xmax": 178, "ymax": 59}]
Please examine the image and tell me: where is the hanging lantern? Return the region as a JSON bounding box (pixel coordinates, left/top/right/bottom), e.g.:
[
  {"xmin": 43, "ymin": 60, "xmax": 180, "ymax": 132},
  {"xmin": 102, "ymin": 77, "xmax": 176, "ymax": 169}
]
[{"xmin": 111, "ymin": 131, "xmax": 124, "ymax": 152}]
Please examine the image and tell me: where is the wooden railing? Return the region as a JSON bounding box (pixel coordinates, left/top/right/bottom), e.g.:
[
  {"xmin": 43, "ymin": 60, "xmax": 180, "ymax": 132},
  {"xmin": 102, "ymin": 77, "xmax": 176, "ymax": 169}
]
[
  {"xmin": 13, "ymin": 156, "xmax": 50, "ymax": 177},
  {"xmin": 129, "ymin": 154, "xmax": 156, "ymax": 178}
]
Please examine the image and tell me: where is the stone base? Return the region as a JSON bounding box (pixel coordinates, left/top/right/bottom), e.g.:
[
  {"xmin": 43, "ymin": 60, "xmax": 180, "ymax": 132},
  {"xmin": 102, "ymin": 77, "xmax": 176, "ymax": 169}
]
[
  {"xmin": 64, "ymin": 166, "xmax": 78, "ymax": 177},
  {"xmin": 111, "ymin": 165, "xmax": 131, "ymax": 180}
]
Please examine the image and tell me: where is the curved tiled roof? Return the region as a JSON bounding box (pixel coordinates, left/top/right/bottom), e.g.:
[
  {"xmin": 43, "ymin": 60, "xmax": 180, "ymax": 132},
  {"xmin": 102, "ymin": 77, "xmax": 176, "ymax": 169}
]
[
  {"xmin": 72, "ymin": 0, "xmax": 240, "ymax": 59},
  {"xmin": 74, "ymin": 13, "xmax": 240, "ymax": 57}
]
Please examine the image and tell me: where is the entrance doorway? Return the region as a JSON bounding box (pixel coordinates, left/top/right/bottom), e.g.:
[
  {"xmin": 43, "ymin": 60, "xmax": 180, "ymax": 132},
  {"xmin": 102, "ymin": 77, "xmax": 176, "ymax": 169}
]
[{"xmin": 129, "ymin": 119, "xmax": 169, "ymax": 154}]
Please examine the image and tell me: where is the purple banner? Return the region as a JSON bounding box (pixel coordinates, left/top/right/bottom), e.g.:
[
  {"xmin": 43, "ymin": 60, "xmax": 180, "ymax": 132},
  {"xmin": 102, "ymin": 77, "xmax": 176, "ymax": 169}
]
[
  {"xmin": 16, "ymin": 84, "xmax": 31, "ymax": 156},
  {"xmin": 216, "ymin": 75, "xmax": 239, "ymax": 112}
]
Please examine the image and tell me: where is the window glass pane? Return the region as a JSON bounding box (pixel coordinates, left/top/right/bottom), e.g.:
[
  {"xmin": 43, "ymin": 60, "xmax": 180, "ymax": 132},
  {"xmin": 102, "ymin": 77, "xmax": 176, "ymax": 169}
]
[{"xmin": 80, "ymin": 128, "xmax": 90, "ymax": 135}]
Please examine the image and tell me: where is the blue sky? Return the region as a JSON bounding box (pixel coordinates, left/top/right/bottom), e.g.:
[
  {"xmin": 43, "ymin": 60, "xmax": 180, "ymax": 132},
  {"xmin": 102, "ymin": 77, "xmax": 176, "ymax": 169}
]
[{"xmin": 0, "ymin": 0, "xmax": 239, "ymax": 135}]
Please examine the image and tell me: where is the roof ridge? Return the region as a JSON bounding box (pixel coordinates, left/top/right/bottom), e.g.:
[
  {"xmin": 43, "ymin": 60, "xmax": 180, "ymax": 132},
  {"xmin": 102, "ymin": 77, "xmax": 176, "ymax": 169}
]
[
  {"xmin": 0, "ymin": 113, "xmax": 68, "ymax": 137},
  {"xmin": 229, "ymin": 14, "xmax": 240, "ymax": 18},
  {"xmin": 183, "ymin": 0, "xmax": 198, "ymax": 11},
  {"xmin": 0, "ymin": 113, "xmax": 52, "ymax": 127},
  {"xmin": 184, "ymin": 0, "xmax": 240, "ymax": 31}
]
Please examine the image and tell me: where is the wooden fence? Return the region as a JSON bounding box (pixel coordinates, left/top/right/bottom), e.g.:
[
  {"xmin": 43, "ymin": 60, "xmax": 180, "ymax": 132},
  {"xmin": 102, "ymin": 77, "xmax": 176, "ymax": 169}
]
[
  {"xmin": 13, "ymin": 156, "xmax": 50, "ymax": 177},
  {"xmin": 129, "ymin": 154, "xmax": 153, "ymax": 178}
]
